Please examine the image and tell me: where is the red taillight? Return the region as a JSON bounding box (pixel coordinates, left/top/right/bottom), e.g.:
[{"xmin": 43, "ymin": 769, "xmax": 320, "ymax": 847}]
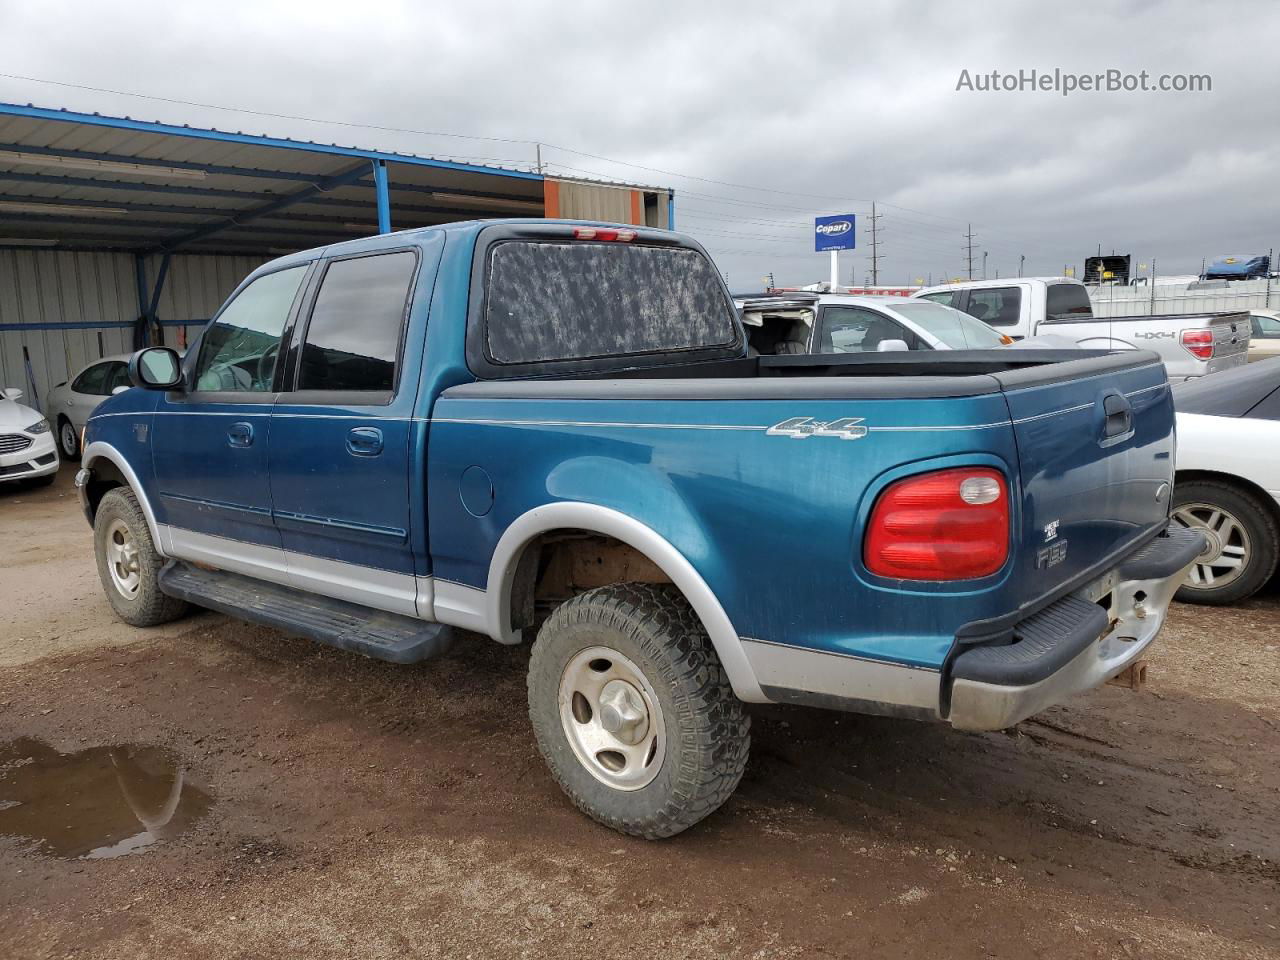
[
  {"xmin": 1180, "ymin": 329, "xmax": 1214, "ymax": 360},
  {"xmin": 864, "ymin": 468, "xmax": 1009, "ymax": 581},
  {"xmin": 572, "ymin": 227, "xmax": 636, "ymax": 242}
]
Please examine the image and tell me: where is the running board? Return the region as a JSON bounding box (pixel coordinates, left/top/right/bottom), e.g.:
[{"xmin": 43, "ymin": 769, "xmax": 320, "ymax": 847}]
[{"xmin": 158, "ymin": 561, "xmax": 455, "ymax": 664}]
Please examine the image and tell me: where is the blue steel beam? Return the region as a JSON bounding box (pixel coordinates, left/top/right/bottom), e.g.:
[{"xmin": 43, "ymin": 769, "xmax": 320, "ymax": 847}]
[
  {"xmin": 155, "ymin": 162, "xmax": 374, "ymax": 251},
  {"xmin": 372, "ymin": 160, "xmax": 391, "ymax": 233},
  {"xmin": 0, "ymin": 103, "xmax": 543, "ymax": 182}
]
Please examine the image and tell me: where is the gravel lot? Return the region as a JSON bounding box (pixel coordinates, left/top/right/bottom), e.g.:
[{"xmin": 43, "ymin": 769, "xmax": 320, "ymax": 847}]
[{"xmin": 2, "ymin": 465, "xmax": 1278, "ymax": 960}]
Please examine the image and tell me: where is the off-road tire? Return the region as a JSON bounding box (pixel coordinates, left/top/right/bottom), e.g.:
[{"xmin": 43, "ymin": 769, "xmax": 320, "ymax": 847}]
[
  {"xmin": 1173, "ymin": 479, "xmax": 1279, "ymax": 605},
  {"xmin": 93, "ymin": 487, "xmax": 190, "ymax": 627},
  {"xmin": 527, "ymin": 582, "xmax": 750, "ymax": 839}
]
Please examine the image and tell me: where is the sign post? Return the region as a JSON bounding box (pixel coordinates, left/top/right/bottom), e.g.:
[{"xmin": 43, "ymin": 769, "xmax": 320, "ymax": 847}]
[{"xmin": 815, "ymin": 214, "xmax": 856, "ymax": 291}]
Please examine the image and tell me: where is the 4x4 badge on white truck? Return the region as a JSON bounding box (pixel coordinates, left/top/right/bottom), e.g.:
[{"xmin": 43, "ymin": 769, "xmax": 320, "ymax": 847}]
[{"xmin": 766, "ymin": 417, "xmax": 868, "ymax": 440}]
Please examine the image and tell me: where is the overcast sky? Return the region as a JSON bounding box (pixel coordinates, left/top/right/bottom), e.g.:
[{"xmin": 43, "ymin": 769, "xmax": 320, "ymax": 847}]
[{"xmin": 1, "ymin": 0, "xmax": 1277, "ymax": 287}]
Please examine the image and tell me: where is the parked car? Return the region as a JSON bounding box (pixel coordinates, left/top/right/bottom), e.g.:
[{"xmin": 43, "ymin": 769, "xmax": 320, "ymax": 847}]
[
  {"xmin": 0, "ymin": 387, "xmax": 59, "ymax": 487},
  {"xmin": 77, "ymin": 221, "xmax": 1203, "ymax": 839},
  {"xmin": 1171, "ymin": 359, "xmax": 1280, "ymax": 604},
  {"xmin": 1248, "ymin": 309, "xmax": 1280, "ymax": 363},
  {"xmin": 912, "ymin": 277, "xmax": 1250, "ymax": 381},
  {"xmin": 736, "ymin": 293, "xmax": 1011, "ymax": 355},
  {"xmin": 45, "ymin": 354, "xmax": 134, "ymax": 459}
]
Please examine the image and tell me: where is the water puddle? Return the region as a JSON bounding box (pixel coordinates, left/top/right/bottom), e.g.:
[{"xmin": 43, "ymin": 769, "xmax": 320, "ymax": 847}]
[{"xmin": 0, "ymin": 738, "xmax": 212, "ymax": 860}]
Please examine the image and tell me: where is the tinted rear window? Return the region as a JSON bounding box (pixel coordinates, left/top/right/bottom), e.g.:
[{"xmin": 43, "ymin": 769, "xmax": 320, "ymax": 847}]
[
  {"xmin": 1045, "ymin": 283, "xmax": 1093, "ymax": 321},
  {"xmin": 483, "ymin": 242, "xmax": 736, "ymax": 364},
  {"xmin": 298, "ymin": 251, "xmax": 416, "ymax": 393}
]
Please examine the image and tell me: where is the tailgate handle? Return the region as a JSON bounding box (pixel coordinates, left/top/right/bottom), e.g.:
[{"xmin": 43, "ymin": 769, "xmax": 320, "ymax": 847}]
[{"xmin": 1102, "ymin": 394, "xmax": 1132, "ymax": 439}]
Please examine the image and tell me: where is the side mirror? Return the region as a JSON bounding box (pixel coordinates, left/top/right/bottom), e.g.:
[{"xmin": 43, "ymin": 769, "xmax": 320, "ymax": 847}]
[
  {"xmin": 129, "ymin": 347, "xmax": 183, "ymax": 390},
  {"xmin": 876, "ymin": 339, "xmax": 910, "ymax": 353},
  {"xmin": 2, "ymin": 387, "xmax": 23, "ymax": 401}
]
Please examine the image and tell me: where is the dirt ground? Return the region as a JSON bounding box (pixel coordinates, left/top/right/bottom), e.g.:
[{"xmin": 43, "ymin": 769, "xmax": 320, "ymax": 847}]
[{"xmin": 2, "ymin": 465, "xmax": 1278, "ymax": 960}]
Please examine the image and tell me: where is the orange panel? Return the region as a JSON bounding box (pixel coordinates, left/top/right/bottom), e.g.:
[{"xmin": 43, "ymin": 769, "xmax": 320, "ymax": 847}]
[
  {"xmin": 543, "ymin": 179, "xmax": 560, "ymax": 218},
  {"xmin": 630, "ymin": 190, "xmax": 642, "ymax": 225}
]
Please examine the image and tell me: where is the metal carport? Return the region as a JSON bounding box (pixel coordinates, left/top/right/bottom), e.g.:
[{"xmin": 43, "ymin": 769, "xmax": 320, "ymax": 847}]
[{"xmin": 0, "ymin": 102, "xmax": 672, "ymax": 403}]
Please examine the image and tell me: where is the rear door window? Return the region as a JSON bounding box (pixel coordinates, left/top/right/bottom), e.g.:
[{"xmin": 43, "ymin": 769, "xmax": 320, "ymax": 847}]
[
  {"xmin": 962, "ymin": 287, "xmax": 1022, "ymax": 327},
  {"xmin": 1251, "ymin": 313, "xmax": 1280, "ymax": 339},
  {"xmin": 295, "ymin": 251, "xmax": 417, "ymax": 395},
  {"xmin": 482, "ymin": 241, "xmax": 738, "ymax": 365},
  {"xmin": 1045, "ymin": 283, "xmax": 1093, "ymax": 320}
]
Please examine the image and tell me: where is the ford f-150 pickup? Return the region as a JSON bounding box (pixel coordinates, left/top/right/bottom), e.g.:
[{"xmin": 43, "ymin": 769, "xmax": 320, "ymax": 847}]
[
  {"xmin": 912, "ymin": 277, "xmax": 1250, "ymax": 381},
  {"xmin": 76, "ymin": 220, "xmax": 1204, "ymax": 838}
]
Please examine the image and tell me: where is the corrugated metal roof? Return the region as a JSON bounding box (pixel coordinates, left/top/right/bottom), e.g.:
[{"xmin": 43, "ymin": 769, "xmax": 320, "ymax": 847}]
[{"xmin": 0, "ymin": 102, "xmax": 573, "ymax": 255}]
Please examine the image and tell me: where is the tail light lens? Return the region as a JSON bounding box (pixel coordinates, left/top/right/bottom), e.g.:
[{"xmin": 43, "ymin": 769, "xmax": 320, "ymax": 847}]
[
  {"xmin": 1180, "ymin": 329, "xmax": 1214, "ymax": 360},
  {"xmin": 864, "ymin": 467, "xmax": 1009, "ymax": 580},
  {"xmin": 572, "ymin": 227, "xmax": 636, "ymax": 242}
]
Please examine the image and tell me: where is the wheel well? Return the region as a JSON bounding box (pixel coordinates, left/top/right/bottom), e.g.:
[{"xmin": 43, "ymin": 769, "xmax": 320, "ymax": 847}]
[
  {"xmin": 1175, "ymin": 469, "xmax": 1280, "ymax": 527},
  {"xmin": 507, "ymin": 530, "xmax": 674, "ymax": 632},
  {"xmin": 84, "ymin": 458, "xmax": 129, "ymax": 519}
]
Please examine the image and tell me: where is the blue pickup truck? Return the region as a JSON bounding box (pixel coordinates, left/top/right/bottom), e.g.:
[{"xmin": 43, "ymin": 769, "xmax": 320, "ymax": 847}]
[{"xmin": 76, "ymin": 220, "xmax": 1203, "ymax": 838}]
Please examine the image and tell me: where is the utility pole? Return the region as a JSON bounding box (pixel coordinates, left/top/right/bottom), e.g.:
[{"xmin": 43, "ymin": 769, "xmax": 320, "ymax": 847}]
[
  {"xmin": 865, "ymin": 202, "xmax": 883, "ymax": 286},
  {"xmin": 982, "ymin": 250, "xmax": 988, "ymax": 280},
  {"xmin": 1018, "ymin": 254, "xmax": 1025, "ymax": 278},
  {"xmin": 535, "ymin": 143, "xmax": 544, "ymax": 174},
  {"xmin": 964, "ymin": 224, "xmax": 977, "ymax": 280}
]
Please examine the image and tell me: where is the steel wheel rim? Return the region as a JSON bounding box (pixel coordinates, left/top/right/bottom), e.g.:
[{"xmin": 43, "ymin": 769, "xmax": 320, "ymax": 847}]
[
  {"xmin": 558, "ymin": 645, "xmax": 665, "ymax": 791},
  {"xmin": 1173, "ymin": 501, "xmax": 1251, "ymax": 590},
  {"xmin": 105, "ymin": 518, "xmax": 142, "ymax": 599},
  {"xmin": 61, "ymin": 422, "xmax": 77, "ymax": 455}
]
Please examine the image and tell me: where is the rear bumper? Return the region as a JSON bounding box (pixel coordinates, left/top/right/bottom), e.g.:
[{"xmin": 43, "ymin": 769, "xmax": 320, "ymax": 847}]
[{"xmin": 948, "ymin": 523, "xmax": 1204, "ymax": 731}]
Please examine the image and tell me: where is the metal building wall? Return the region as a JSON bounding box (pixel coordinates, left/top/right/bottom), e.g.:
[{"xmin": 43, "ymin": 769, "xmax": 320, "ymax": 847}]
[
  {"xmin": 0, "ymin": 250, "xmax": 262, "ymax": 405},
  {"xmin": 548, "ymin": 180, "xmax": 671, "ymax": 228},
  {"xmin": 1089, "ymin": 278, "xmax": 1279, "ymax": 317}
]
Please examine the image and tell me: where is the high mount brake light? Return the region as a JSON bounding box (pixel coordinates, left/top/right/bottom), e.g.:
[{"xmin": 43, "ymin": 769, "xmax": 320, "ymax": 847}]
[
  {"xmin": 572, "ymin": 227, "xmax": 636, "ymax": 242},
  {"xmin": 864, "ymin": 467, "xmax": 1010, "ymax": 581},
  {"xmin": 1180, "ymin": 329, "xmax": 1214, "ymax": 360}
]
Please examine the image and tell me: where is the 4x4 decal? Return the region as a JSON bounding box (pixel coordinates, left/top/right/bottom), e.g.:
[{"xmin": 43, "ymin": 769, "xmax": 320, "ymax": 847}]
[{"xmin": 766, "ymin": 417, "xmax": 868, "ymax": 440}]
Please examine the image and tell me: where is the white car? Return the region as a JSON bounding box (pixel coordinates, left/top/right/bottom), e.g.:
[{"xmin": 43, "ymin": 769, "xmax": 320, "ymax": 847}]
[
  {"xmin": 736, "ymin": 293, "xmax": 1012, "ymax": 356},
  {"xmin": 0, "ymin": 387, "xmax": 59, "ymax": 487},
  {"xmin": 1171, "ymin": 358, "xmax": 1280, "ymax": 604},
  {"xmin": 44, "ymin": 353, "xmax": 134, "ymax": 459}
]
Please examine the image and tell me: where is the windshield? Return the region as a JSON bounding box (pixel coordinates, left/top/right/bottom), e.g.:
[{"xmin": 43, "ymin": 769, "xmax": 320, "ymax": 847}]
[{"xmin": 888, "ymin": 301, "xmax": 1008, "ymax": 349}]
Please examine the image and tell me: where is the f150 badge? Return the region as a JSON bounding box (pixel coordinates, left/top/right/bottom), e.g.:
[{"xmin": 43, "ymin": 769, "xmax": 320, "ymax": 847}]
[
  {"xmin": 766, "ymin": 417, "xmax": 868, "ymax": 440},
  {"xmin": 1036, "ymin": 519, "xmax": 1067, "ymax": 569}
]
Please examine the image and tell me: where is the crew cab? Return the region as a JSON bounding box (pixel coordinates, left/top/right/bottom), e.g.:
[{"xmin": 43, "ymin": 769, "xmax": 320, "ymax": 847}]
[
  {"xmin": 737, "ymin": 292, "xmax": 1010, "ymax": 355},
  {"xmin": 913, "ymin": 277, "xmax": 1250, "ymax": 381},
  {"xmin": 76, "ymin": 221, "xmax": 1203, "ymax": 839}
]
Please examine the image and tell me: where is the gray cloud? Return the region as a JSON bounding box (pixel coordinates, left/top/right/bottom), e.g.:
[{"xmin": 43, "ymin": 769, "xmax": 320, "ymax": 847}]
[{"xmin": 1, "ymin": 0, "xmax": 1275, "ymax": 286}]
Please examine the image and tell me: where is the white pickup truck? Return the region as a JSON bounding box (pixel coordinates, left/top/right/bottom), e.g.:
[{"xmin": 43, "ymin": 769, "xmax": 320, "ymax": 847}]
[{"xmin": 912, "ymin": 277, "xmax": 1250, "ymax": 381}]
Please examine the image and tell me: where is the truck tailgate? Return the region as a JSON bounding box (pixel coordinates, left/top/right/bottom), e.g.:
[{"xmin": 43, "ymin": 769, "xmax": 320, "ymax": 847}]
[
  {"xmin": 992, "ymin": 352, "xmax": 1174, "ymax": 603},
  {"xmin": 1206, "ymin": 312, "xmax": 1250, "ymax": 373}
]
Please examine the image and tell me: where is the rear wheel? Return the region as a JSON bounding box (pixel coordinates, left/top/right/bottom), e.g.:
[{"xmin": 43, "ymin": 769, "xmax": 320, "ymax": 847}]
[
  {"xmin": 527, "ymin": 583, "xmax": 750, "ymax": 839},
  {"xmin": 1172, "ymin": 479, "xmax": 1279, "ymax": 605},
  {"xmin": 93, "ymin": 487, "xmax": 190, "ymax": 626},
  {"xmin": 57, "ymin": 417, "xmax": 79, "ymax": 459}
]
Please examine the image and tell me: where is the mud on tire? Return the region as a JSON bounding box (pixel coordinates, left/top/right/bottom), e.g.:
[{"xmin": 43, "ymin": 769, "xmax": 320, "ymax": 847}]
[
  {"xmin": 527, "ymin": 582, "xmax": 750, "ymax": 839},
  {"xmin": 93, "ymin": 487, "xmax": 190, "ymax": 627}
]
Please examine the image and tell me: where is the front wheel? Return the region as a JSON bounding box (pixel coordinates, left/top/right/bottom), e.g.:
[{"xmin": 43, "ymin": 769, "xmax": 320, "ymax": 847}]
[
  {"xmin": 1172, "ymin": 479, "xmax": 1280, "ymax": 605},
  {"xmin": 57, "ymin": 418, "xmax": 79, "ymax": 459},
  {"xmin": 527, "ymin": 583, "xmax": 750, "ymax": 839},
  {"xmin": 93, "ymin": 487, "xmax": 190, "ymax": 626}
]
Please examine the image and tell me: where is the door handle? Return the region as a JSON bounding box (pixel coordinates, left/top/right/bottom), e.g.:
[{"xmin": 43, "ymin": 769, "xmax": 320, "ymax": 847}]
[
  {"xmin": 346, "ymin": 426, "xmax": 383, "ymax": 457},
  {"xmin": 1102, "ymin": 394, "xmax": 1132, "ymax": 439},
  {"xmin": 227, "ymin": 421, "xmax": 254, "ymax": 448}
]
